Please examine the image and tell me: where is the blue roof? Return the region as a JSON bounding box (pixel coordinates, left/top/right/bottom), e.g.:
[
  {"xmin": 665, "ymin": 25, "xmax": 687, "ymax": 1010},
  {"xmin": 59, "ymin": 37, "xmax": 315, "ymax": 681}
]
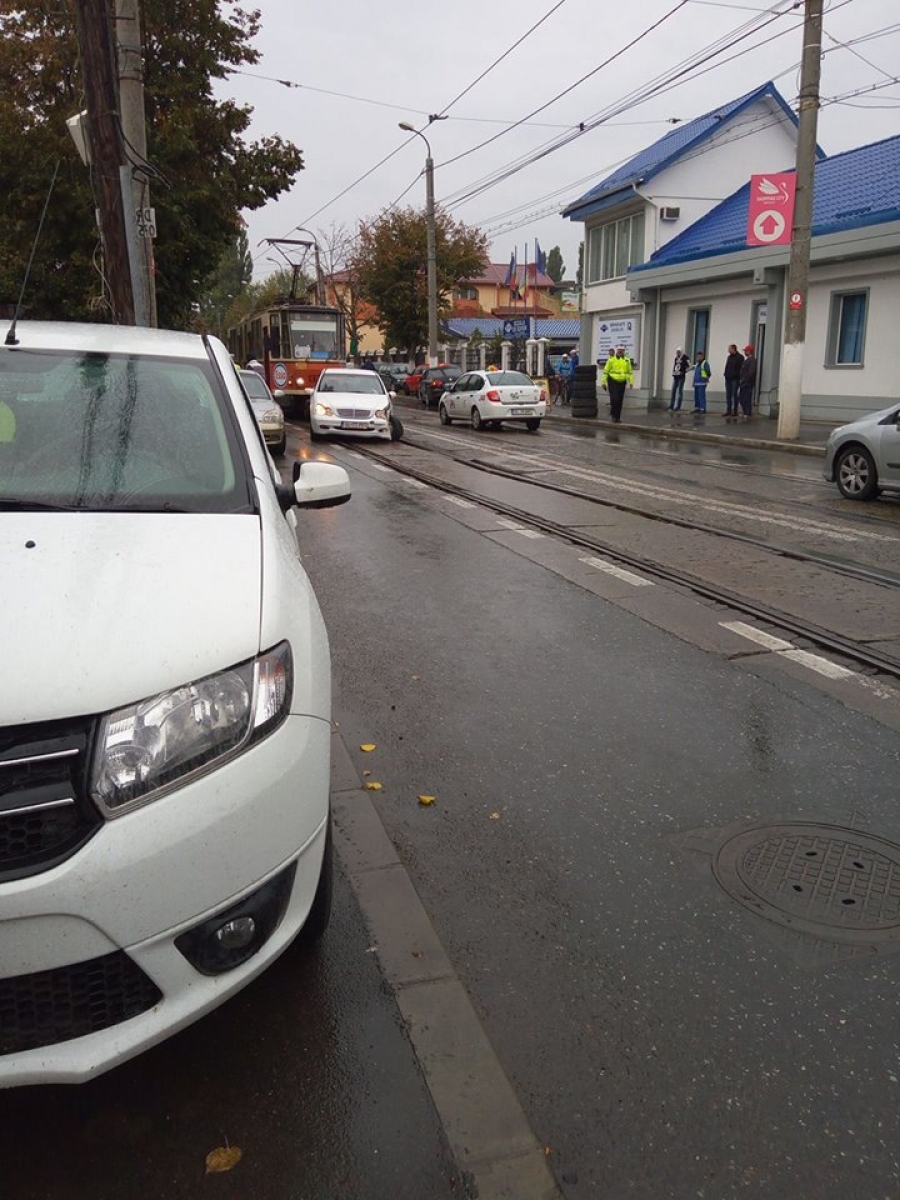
[
  {"xmin": 563, "ymin": 82, "xmax": 802, "ymax": 223},
  {"xmin": 444, "ymin": 317, "xmax": 581, "ymax": 339},
  {"xmin": 631, "ymin": 134, "xmax": 900, "ymax": 272}
]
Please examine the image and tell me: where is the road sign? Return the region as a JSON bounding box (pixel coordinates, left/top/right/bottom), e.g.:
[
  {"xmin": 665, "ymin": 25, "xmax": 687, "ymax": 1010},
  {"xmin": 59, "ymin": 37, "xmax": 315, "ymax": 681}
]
[
  {"xmin": 746, "ymin": 174, "xmax": 795, "ymax": 248},
  {"xmin": 135, "ymin": 206, "xmax": 157, "ymax": 239},
  {"xmin": 502, "ymin": 318, "xmax": 529, "ymax": 340},
  {"xmin": 789, "ymin": 290, "xmax": 804, "ymax": 311}
]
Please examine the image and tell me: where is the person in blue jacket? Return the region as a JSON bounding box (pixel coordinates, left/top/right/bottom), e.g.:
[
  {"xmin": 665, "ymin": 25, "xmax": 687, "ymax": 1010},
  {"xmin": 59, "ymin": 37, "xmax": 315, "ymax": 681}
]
[
  {"xmin": 691, "ymin": 350, "xmax": 712, "ymax": 413},
  {"xmin": 557, "ymin": 353, "xmax": 574, "ymax": 404}
]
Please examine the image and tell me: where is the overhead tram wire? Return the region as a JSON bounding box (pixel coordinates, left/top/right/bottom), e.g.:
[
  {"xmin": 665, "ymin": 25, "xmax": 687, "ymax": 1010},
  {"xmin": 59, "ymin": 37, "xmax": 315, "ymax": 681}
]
[
  {"xmin": 279, "ymin": 0, "xmax": 571, "ymax": 244},
  {"xmin": 436, "ymin": 0, "xmax": 797, "ymax": 210},
  {"xmin": 441, "ymin": 0, "xmax": 859, "ymax": 215},
  {"xmin": 436, "ymin": 0, "xmax": 692, "ymax": 174},
  {"xmin": 480, "ymin": 61, "xmax": 900, "ymax": 241}
]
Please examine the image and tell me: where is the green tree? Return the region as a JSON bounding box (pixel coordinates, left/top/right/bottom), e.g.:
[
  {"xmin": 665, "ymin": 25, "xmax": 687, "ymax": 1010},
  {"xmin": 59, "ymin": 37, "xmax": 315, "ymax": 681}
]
[
  {"xmin": 546, "ymin": 245, "xmax": 565, "ymax": 284},
  {"xmin": 196, "ymin": 225, "xmax": 253, "ymax": 336},
  {"xmin": 354, "ymin": 206, "xmax": 487, "ymax": 357},
  {"xmin": 576, "ymin": 242, "xmax": 584, "ymax": 287},
  {"xmin": 0, "ymin": 0, "xmax": 303, "ymax": 328}
]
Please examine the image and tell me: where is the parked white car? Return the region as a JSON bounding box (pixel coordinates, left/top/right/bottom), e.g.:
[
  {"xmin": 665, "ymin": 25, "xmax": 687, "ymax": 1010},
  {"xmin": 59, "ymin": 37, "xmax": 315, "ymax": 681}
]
[
  {"xmin": 438, "ymin": 370, "xmax": 547, "ymax": 431},
  {"xmin": 310, "ymin": 368, "xmax": 395, "ymax": 441},
  {"xmin": 238, "ymin": 367, "xmax": 287, "ymax": 456},
  {"xmin": 0, "ymin": 321, "xmax": 350, "ymax": 1086}
]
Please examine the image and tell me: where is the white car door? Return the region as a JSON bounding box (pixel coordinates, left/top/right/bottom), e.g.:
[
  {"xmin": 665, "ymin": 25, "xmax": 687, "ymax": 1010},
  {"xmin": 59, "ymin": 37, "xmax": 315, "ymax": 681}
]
[{"xmin": 447, "ymin": 374, "xmax": 469, "ymax": 416}]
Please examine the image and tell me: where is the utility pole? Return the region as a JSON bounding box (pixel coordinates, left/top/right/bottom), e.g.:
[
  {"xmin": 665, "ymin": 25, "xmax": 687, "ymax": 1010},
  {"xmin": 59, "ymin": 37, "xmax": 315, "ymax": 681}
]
[
  {"xmin": 399, "ymin": 121, "xmax": 440, "ymax": 367},
  {"xmin": 116, "ymin": 0, "xmax": 157, "ymax": 326},
  {"xmin": 74, "ymin": 0, "xmax": 135, "ymax": 324},
  {"xmin": 777, "ymin": 0, "xmax": 823, "ymax": 440}
]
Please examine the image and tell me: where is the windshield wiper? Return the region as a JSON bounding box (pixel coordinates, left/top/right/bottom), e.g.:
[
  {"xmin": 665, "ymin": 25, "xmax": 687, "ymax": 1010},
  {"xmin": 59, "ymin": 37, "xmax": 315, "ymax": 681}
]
[{"xmin": 0, "ymin": 498, "xmax": 84, "ymax": 512}]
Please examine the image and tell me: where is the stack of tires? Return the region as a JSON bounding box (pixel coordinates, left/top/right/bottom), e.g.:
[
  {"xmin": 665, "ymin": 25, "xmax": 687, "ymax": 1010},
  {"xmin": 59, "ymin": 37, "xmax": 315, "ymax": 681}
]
[{"xmin": 571, "ymin": 364, "xmax": 598, "ymax": 418}]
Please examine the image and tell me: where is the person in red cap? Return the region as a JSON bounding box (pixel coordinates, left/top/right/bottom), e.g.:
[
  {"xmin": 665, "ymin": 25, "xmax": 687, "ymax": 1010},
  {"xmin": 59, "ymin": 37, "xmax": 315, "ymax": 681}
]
[{"xmin": 737, "ymin": 344, "xmax": 757, "ymax": 419}]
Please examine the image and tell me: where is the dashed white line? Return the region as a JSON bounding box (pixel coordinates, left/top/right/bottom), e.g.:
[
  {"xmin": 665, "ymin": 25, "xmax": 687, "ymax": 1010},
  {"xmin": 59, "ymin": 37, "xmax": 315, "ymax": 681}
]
[
  {"xmin": 720, "ymin": 621, "xmax": 793, "ymax": 652},
  {"xmin": 445, "ymin": 496, "xmax": 476, "ymax": 508},
  {"xmin": 579, "ymin": 556, "xmax": 654, "ymax": 586},
  {"xmin": 402, "ymin": 479, "xmax": 428, "ymax": 489},
  {"xmin": 721, "ymin": 620, "xmax": 857, "ymax": 681},
  {"xmin": 494, "ymin": 517, "xmax": 543, "ymax": 539}
]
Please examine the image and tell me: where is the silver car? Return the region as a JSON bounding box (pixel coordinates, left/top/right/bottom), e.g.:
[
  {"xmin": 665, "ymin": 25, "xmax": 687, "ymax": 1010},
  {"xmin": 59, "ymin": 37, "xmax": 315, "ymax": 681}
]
[
  {"xmin": 823, "ymin": 403, "xmax": 900, "ymax": 501},
  {"xmin": 239, "ymin": 369, "xmax": 286, "ymax": 456}
]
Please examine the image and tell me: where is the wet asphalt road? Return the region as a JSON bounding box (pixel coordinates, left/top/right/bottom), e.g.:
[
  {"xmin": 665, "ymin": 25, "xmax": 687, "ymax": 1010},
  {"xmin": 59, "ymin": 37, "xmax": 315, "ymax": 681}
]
[
  {"xmin": 0, "ymin": 866, "xmax": 464, "ymax": 1200},
  {"xmin": 295, "ymin": 436, "xmax": 900, "ymax": 1198}
]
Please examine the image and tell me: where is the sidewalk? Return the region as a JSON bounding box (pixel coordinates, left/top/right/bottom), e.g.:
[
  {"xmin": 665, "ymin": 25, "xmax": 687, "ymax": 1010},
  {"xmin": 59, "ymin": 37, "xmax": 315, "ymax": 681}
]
[{"xmin": 546, "ymin": 401, "xmax": 834, "ymax": 456}]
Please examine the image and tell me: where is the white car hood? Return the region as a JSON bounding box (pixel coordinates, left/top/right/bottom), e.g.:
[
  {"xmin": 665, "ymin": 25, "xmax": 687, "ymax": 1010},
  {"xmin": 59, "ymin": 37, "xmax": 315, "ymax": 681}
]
[{"xmin": 1, "ymin": 512, "xmax": 262, "ymax": 725}]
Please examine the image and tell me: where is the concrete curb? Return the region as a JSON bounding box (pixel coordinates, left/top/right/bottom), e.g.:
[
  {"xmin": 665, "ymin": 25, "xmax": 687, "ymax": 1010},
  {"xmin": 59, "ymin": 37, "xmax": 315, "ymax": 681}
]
[
  {"xmin": 547, "ymin": 411, "xmax": 829, "ymax": 457},
  {"xmin": 330, "ymin": 731, "xmax": 562, "ymax": 1200}
]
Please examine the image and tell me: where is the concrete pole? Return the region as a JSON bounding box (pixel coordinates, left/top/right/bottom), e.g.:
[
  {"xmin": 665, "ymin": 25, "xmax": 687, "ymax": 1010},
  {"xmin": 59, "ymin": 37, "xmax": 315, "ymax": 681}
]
[
  {"xmin": 425, "ymin": 153, "xmax": 438, "ymax": 368},
  {"xmin": 776, "ymin": 0, "xmax": 823, "ymax": 439},
  {"xmin": 115, "ymin": 0, "xmax": 156, "ymax": 326}
]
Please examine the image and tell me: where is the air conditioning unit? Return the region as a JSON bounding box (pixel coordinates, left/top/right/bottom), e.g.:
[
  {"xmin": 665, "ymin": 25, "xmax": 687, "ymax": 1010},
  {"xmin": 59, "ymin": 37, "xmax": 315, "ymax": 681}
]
[{"xmin": 659, "ymin": 205, "xmax": 680, "ymax": 221}]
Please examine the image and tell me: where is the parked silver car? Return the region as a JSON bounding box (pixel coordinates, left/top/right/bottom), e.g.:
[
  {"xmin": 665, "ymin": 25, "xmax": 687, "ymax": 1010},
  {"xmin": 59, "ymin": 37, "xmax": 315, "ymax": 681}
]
[{"xmin": 823, "ymin": 403, "xmax": 900, "ymax": 500}]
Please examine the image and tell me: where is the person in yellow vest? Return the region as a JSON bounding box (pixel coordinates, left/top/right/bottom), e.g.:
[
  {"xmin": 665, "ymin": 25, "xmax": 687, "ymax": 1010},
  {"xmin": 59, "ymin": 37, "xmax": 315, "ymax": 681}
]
[{"xmin": 601, "ymin": 345, "xmax": 634, "ymax": 423}]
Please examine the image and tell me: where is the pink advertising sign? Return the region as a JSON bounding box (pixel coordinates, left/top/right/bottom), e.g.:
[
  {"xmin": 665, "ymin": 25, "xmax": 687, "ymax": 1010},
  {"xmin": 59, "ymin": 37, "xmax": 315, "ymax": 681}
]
[{"xmin": 746, "ymin": 173, "xmax": 797, "ymax": 247}]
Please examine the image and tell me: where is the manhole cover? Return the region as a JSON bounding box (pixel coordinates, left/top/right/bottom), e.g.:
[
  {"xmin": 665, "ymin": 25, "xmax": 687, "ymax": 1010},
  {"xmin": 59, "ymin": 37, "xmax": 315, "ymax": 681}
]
[{"xmin": 713, "ymin": 823, "xmax": 900, "ymax": 946}]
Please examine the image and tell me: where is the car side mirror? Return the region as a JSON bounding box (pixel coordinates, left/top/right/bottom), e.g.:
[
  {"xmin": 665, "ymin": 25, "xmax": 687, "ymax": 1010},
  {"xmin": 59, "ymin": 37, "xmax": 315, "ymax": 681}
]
[
  {"xmin": 389, "ymin": 390, "xmax": 397, "ymax": 400},
  {"xmin": 277, "ymin": 461, "xmax": 351, "ymax": 511}
]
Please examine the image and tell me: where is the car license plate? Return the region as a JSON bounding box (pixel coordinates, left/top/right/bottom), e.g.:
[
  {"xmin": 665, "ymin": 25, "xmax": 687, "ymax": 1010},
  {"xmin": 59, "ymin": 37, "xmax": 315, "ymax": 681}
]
[
  {"xmin": 511, "ymin": 408, "xmax": 533, "ymax": 417},
  {"xmin": 342, "ymin": 421, "xmax": 368, "ymax": 429}
]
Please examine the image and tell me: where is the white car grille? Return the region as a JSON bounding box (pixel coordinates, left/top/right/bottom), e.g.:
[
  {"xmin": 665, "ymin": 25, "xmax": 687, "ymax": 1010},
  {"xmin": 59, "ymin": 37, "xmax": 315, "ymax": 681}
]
[{"xmin": 336, "ymin": 408, "xmax": 373, "ymax": 420}]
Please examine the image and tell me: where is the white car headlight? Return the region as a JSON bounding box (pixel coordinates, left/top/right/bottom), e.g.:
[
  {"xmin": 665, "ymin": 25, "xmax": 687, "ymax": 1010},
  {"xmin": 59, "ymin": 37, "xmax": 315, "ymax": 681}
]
[
  {"xmin": 315, "ymin": 401, "xmax": 334, "ymax": 417},
  {"xmin": 261, "ymin": 406, "xmax": 283, "ymax": 424},
  {"xmin": 374, "ymin": 406, "xmax": 388, "ymax": 419},
  {"xmin": 91, "ymin": 643, "xmax": 293, "ymax": 816}
]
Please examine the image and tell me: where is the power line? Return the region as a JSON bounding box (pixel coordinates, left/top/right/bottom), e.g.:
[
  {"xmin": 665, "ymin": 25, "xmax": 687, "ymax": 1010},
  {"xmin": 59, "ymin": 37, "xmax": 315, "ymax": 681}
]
[
  {"xmin": 437, "ymin": 0, "xmax": 797, "ymax": 210},
  {"xmin": 436, "ymin": 0, "xmax": 691, "ymax": 172},
  {"xmin": 280, "ymin": 0, "xmax": 570, "ymax": 242}
]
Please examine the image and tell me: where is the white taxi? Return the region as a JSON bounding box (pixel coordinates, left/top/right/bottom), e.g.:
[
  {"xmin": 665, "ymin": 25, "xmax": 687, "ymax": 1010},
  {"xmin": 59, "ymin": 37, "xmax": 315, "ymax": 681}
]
[{"xmin": 439, "ymin": 370, "xmax": 547, "ymax": 432}]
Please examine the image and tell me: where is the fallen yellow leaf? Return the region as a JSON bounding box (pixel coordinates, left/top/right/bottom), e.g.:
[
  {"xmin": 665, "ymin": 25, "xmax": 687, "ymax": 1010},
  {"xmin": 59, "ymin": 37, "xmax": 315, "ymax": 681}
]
[
  {"xmin": 365, "ymin": 781, "xmax": 383, "ymax": 791},
  {"xmin": 417, "ymin": 794, "xmax": 435, "ymax": 807},
  {"xmin": 489, "ymin": 811, "xmax": 501, "ymax": 820},
  {"xmin": 360, "ymin": 744, "xmax": 377, "ymax": 752},
  {"xmin": 205, "ymin": 1146, "xmax": 242, "ymax": 1174}
]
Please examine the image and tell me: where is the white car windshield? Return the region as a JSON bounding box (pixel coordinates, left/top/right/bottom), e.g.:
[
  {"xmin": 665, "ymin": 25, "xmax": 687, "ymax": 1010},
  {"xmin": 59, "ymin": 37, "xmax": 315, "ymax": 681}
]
[
  {"xmin": 0, "ymin": 351, "xmax": 251, "ymax": 514},
  {"xmin": 318, "ymin": 374, "xmax": 385, "ymax": 395}
]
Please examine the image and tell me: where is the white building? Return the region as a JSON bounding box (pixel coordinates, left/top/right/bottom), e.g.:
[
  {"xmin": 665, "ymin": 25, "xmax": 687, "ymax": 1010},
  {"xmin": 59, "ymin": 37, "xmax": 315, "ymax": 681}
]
[
  {"xmin": 563, "ymin": 82, "xmax": 808, "ymax": 412},
  {"xmin": 627, "ymin": 135, "xmax": 900, "ymax": 422}
]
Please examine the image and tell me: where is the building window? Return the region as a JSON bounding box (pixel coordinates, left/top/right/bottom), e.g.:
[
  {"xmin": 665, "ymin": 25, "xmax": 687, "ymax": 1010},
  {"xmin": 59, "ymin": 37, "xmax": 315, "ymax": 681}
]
[
  {"xmin": 455, "ymin": 285, "xmax": 478, "ymax": 301},
  {"xmin": 587, "ymin": 212, "xmax": 646, "ymax": 283},
  {"xmin": 687, "ymin": 308, "xmax": 710, "ymax": 358},
  {"xmin": 827, "ymin": 290, "xmax": 868, "ymax": 366}
]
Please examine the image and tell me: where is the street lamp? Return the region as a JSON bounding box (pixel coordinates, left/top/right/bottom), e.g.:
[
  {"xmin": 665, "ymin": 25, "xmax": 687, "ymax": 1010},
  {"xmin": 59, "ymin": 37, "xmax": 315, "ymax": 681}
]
[{"xmin": 399, "ymin": 121, "xmax": 438, "ymax": 367}]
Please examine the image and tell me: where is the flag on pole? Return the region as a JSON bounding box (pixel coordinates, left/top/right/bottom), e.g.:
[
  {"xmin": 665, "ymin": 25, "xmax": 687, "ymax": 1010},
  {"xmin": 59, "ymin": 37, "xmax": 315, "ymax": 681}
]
[
  {"xmin": 503, "ymin": 251, "xmax": 516, "ymax": 288},
  {"xmin": 534, "ymin": 238, "xmax": 547, "ymax": 277}
]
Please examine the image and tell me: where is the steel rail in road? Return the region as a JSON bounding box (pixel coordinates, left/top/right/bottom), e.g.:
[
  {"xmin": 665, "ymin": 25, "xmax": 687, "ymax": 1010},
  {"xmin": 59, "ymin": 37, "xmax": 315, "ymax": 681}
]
[
  {"xmin": 350, "ymin": 441, "xmax": 900, "ymax": 683},
  {"xmin": 395, "ymin": 432, "xmax": 900, "ymax": 592}
]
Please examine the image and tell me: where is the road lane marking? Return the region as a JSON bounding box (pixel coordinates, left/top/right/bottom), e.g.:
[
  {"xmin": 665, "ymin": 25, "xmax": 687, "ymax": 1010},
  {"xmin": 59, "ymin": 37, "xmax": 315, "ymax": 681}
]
[
  {"xmin": 402, "ymin": 479, "xmax": 428, "ymax": 489},
  {"xmin": 495, "ymin": 517, "xmax": 543, "ymax": 539},
  {"xmin": 721, "ymin": 621, "xmax": 857, "ymax": 681},
  {"xmin": 720, "ymin": 621, "xmax": 793, "ymax": 651},
  {"xmin": 579, "ymin": 556, "xmax": 654, "ymax": 586},
  {"xmin": 781, "ymin": 648, "xmax": 856, "ymax": 680},
  {"xmin": 445, "ymin": 496, "xmax": 475, "ymax": 508}
]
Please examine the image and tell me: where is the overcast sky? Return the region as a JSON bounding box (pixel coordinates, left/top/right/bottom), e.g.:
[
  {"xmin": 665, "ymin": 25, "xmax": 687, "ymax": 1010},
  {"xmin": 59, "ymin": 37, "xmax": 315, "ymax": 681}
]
[{"xmin": 223, "ymin": 0, "xmax": 900, "ymax": 282}]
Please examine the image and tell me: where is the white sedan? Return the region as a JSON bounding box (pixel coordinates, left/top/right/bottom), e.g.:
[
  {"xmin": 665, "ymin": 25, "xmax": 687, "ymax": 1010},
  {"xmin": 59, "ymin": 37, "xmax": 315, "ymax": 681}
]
[
  {"xmin": 310, "ymin": 368, "xmax": 395, "ymax": 441},
  {"xmin": 439, "ymin": 370, "xmax": 547, "ymax": 432}
]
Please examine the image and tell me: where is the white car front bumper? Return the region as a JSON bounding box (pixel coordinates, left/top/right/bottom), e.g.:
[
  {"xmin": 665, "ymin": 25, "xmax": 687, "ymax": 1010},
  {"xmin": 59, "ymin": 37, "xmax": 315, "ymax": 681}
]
[{"xmin": 0, "ymin": 714, "xmax": 330, "ymax": 1087}]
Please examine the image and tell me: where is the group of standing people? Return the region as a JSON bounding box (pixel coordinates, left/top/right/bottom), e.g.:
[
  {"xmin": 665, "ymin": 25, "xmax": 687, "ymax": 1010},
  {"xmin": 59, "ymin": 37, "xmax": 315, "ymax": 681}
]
[{"xmin": 669, "ymin": 344, "xmax": 757, "ymax": 418}]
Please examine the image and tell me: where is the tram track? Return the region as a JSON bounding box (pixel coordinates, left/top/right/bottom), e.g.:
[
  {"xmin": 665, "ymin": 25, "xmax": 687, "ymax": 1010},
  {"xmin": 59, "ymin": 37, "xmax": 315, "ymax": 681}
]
[{"xmin": 348, "ymin": 438, "xmax": 900, "ymax": 684}]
